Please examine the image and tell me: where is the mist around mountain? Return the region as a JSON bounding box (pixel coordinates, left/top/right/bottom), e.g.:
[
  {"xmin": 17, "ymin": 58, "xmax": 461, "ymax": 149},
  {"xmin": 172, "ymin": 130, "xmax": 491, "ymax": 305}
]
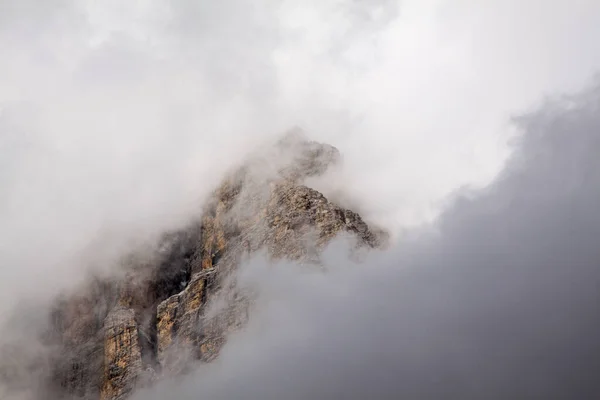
[
  {"xmin": 133, "ymin": 78, "xmax": 600, "ymax": 400},
  {"xmin": 1, "ymin": 1, "xmax": 600, "ymax": 399}
]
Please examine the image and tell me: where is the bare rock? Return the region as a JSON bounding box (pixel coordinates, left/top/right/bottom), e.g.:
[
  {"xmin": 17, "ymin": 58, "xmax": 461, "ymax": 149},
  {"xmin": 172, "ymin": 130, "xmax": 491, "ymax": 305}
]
[
  {"xmin": 42, "ymin": 134, "xmax": 387, "ymax": 400},
  {"xmin": 156, "ymin": 268, "xmax": 215, "ymax": 372},
  {"xmin": 100, "ymin": 307, "xmax": 143, "ymax": 400}
]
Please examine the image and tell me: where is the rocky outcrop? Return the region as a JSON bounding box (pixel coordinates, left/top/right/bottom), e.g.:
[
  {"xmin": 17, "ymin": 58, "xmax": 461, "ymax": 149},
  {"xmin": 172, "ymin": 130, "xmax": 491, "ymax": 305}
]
[
  {"xmin": 156, "ymin": 268, "xmax": 215, "ymax": 371},
  {"xmin": 147, "ymin": 140, "xmax": 386, "ymax": 377},
  {"xmin": 266, "ymin": 183, "xmax": 381, "ymax": 257},
  {"xmin": 48, "ymin": 280, "xmax": 115, "ymax": 398},
  {"xmin": 15, "ymin": 133, "xmax": 387, "ymax": 400},
  {"xmin": 100, "ymin": 307, "xmax": 143, "ymax": 400}
]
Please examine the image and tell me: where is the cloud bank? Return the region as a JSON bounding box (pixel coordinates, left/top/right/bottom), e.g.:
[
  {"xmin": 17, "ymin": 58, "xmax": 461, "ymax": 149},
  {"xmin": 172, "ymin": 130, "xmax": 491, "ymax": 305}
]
[
  {"xmin": 136, "ymin": 77, "xmax": 600, "ymax": 399},
  {"xmin": 2, "ymin": 0, "xmax": 600, "ymax": 309},
  {"xmin": 0, "ymin": 0, "xmax": 600, "ymax": 398}
]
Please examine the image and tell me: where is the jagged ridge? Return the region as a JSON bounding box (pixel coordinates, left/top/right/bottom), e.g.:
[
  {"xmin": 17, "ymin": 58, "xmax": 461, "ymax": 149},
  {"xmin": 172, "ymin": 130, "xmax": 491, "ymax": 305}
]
[{"xmin": 4, "ymin": 134, "xmax": 387, "ymax": 400}]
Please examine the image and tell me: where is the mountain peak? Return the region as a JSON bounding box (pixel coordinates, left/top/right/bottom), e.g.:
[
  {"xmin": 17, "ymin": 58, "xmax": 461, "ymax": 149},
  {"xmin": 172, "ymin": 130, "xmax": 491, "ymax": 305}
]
[{"xmin": 2, "ymin": 136, "xmax": 386, "ymax": 400}]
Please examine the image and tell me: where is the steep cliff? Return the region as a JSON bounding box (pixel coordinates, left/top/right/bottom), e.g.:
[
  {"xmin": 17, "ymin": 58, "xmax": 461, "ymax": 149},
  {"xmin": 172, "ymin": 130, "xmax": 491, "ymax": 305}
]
[{"xmin": 22, "ymin": 134, "xmax": 386, "ymax": 399}]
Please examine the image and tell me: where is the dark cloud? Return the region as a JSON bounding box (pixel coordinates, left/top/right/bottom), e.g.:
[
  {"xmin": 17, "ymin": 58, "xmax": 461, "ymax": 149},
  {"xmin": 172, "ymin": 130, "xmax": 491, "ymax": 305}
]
[{"xmin": 136, "ymin": 80, "xmax": 600, "ymax": 399}]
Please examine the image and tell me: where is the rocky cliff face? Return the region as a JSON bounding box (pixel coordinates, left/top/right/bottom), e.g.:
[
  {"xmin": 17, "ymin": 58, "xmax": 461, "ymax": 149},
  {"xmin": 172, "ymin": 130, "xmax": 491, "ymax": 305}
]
[{"xmin": 5, "ymin": 134, "xmax": 386, "ymax": 400}]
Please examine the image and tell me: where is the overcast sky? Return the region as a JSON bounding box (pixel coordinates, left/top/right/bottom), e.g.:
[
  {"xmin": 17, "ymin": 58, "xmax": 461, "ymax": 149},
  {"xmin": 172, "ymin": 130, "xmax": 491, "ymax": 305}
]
[{"xmin": 1, "ymin": 1, "xmax": 600, "ymax": 398}]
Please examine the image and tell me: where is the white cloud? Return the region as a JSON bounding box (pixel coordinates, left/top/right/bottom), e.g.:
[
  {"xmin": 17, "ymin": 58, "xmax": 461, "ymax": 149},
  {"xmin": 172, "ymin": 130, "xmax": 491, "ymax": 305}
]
[{"xmin": 0, "ymin": 2, "xmax": 599, "ymax": 393}]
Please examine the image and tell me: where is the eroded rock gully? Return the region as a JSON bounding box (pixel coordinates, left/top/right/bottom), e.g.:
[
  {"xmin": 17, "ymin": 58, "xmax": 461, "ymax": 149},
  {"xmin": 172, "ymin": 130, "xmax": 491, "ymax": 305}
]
[{"xmin": 6, "ymin": 135, "xmax": 388, "ymax": 400}]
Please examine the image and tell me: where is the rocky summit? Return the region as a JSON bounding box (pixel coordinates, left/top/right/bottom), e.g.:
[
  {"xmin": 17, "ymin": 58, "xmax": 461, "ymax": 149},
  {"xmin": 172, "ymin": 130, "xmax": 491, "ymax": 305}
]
[{"xmin": 1, "ymin": 133, "xmax": 387, "ymax": 400}]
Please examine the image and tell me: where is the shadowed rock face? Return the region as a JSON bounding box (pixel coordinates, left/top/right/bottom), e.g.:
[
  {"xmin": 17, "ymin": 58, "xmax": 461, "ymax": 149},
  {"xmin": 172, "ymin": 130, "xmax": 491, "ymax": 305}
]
[{"xmin": 18, "ymin": 134, "xmax": 386, "ymax": 400}]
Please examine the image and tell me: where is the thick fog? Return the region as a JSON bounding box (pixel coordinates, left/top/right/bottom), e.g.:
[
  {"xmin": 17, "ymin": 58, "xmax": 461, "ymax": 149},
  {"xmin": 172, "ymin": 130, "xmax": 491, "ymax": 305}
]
[
  {"xmin": 1, "ymin": 0, "xmax": 600, "ymax": 399},
  {"xmin": 136, "ymin": 78, "xmax": 600, "ymax": 399}
]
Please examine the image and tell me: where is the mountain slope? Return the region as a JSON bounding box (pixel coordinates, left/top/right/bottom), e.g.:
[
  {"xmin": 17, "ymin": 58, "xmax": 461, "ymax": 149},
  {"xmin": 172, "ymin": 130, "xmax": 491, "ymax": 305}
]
[{"xmin": 6, "ymin": 135, "xmax": 386, "ymax": 400}]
